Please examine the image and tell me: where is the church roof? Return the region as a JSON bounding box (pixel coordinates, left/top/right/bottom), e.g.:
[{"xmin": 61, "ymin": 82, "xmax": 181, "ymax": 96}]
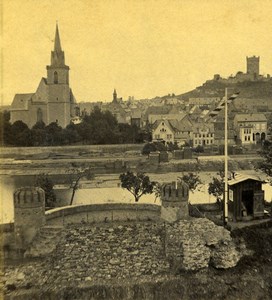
[{"xmin": 10, "ymin": 93, "xmax": 34, "ymax": 110}]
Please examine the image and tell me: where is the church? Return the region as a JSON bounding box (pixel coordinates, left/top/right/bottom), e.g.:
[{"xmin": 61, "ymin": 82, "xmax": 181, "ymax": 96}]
[{"xmin": 10, "ymin": 24, "xmax": 77, "ymax": 129}]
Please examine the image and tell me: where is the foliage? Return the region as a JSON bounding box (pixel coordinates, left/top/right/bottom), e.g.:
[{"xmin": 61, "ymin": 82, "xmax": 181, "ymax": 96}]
[
  {"xmin": 258, "ymin": 140, "xmax": 272, "ymax": 177},
  {"xmin": 208, "ymin": 174, "xmax": 224, "ymax": 201},
  {"xmin": 119, "ymin": 171, "xmax": 156, "ymax": 202},
  {"xmin": 153, "ymin": 182, "xmax": 162, "ymax": 202},
  {"xmin": 166, "ymin": 141, "xmax": 179, "ymax": 152},
  {"xmin": 66, "ymin": 167, "xmax": 95, "ymax": 205},
  {"xmin": 193, "ymin": 145, "xmax": 204, "ymax": 153},
  {"xmin": 179, "ymin": 172, "xmax": 201, "ymax": 191},
  {"xmin": 141, "ymin": 141, "xmax": 170, "ymax": 155},
  {"xmin": 35, "ymin": 173, "xmax": 56, "ymax": 208},
  {"xmin": 142, "ymin": 142, "xmax": 157, "ymax": 155},
  {"xmin": 1, "ymin": 106, "xmax": 146, "ymax": 146}
]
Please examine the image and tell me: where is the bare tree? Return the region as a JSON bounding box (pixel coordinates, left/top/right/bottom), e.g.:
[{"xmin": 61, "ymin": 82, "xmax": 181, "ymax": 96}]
[{"xmin": 66, "ymin": 167, "xmax": 94, "ymax": 205}]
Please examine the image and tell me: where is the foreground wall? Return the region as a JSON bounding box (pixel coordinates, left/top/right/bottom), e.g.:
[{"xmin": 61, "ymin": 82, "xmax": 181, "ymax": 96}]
[{"xmin": 45, "ymin": 203, "xmax": 161, "ymax": 226}]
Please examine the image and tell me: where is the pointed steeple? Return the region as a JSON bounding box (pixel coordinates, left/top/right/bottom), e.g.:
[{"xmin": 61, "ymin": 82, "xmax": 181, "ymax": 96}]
[
  {"xmin": 113, "ymin": 89, "xmax": 117, "ymax": 102},
  {"xmin": 47, "ymin": 23, "xmax": 69, "ymax": 85},
  {"xmin": 54, "ymin": 23, "xmax": 62, "ymax": 52},
  {"xmin": 50, "ymin": 23, "xmax": 65, "ymax": 67}
]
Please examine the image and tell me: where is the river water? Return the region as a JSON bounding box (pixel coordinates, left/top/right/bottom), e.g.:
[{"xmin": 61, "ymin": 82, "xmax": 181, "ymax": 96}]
[{"xmin": 1, "ymin": 173, "xmax": 271, "ymax": 224}]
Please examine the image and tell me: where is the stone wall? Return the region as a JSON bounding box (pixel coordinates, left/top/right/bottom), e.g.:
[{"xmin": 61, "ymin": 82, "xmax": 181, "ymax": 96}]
[
  {"xmin": 45, "ymin": 203, "xmax": 161, "ymax": 226},
  {"xmin": 0, "ymin": 144, "xmax": 144, "ymax": 157},
  {"xmin": 2, "ymin": 217, "xmax": 245, "ymax": 298}
]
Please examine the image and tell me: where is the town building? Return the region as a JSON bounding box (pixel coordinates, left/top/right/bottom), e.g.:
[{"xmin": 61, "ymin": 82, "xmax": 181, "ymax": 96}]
[
  {"xmin": 192, "ymin": 123, "xmax": 215, "ymax": 147},
  {"xmin": 233, "ymin": 113, "xmax": 267, "ymax": 145},
  {"xmin": 152, "ymin": 116, "xmax": 193, "ymax": 145},
  {"xmin": 9, "ymin": 24, "xmax": 77, "ymax": 129},
  {"xmin": 101, "ymin": 89, "xmax": 129, "ymax": 124}
]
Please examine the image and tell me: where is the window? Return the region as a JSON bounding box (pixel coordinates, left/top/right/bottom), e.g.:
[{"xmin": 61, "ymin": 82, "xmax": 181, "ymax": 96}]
[
  {"xmin": 37, "ymin": 108, "xmax": 43, "ymax": 122},
  {"xmin": 54, "ymin": 71, "xmax": 58, "ymax": 84}
]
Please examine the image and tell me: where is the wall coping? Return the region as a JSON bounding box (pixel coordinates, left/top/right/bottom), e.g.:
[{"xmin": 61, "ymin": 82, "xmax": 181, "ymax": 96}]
[{"xmin": 45, "ymin": 203, "xmax": 161, "ymax": 221}]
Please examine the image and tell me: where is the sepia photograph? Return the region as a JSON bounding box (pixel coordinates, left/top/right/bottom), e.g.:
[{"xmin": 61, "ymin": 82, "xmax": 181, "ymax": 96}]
[{"xmin": 1, "ymin": 0, "xmax": 272, "ymax": 299}]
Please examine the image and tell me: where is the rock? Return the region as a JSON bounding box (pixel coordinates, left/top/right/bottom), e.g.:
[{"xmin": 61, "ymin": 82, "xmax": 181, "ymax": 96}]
[
  {"xmin": 5, "ymin": 280, "xmax": 17, "ymax": 291},
  {"xmin": 109, "ymin": 258, "xmax": 119, "ymax": 265},
  {"xmin": 16, "ymin": 272, "xmax": 25, "ymax": 280},
  {"xmin": 85, "ymin": 276, "xmax": 92, "ymax": 281}
]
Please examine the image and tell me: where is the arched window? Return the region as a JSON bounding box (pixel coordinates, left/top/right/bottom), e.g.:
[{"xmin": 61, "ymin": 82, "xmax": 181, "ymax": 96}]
[
  {"xmin": 37, "ymin": 108, "xmax": 43, "ymax": 122},
  {"xmin": 54, "ymin": 71, "xmax": 58, "ymax": 84}
]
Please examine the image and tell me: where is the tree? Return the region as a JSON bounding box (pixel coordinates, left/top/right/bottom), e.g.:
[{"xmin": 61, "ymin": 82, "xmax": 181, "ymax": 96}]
[
  {"xmin": 208, "ymin": 173, "xmax": 224, "ymax": 206},
  {"xmin": 258, "ymin": 140, "xmax": 272, "ymax": 177},
  {"xmin": 45, "ymin": 122, "xmax": 62, "ymax": 146},
  {"xmin": 66, "ymin": 167, "xmax": 94, "ymax": 205},
  {"xmin": 35, "ymin": 173, "xmax": 56, "ymax": 208},
  {"xmin": 119, "ymin": 171, "xmax": 156, "ymax": 202},
  {"xmin": 10, "ymin": 120, "xmax": 33, "ymax": 146},
  {"xmin": 179, "ymin": 172, "xmax": 201, "ymax": 191},
  {"xmin": 0, "ymin": 110, "xmax": 12, "ymax": 145},
  {"xmin": 153, "ymin": 182, "xmax": 162, "ymax": 203}
]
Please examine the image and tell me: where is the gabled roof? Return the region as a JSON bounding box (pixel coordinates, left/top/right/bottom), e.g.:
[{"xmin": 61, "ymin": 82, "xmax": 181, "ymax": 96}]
[
  {"xmin": 153, "ymin": 117, "xmax": 193, "ymax": 133},
  {"xmin": 144, "ymin": 105, "xmax": 172, "ymax": 119},
  {"xmin": 228, "ymin": 173, "xmax": 262, "ymax": 186},
  {"xmin": 234, "ymin": 113, "xmax": 267, "ymax": 122},
  {"xmin": 10, "ymin": 93, "xmax": 34, "ymax": 110},
  {"xmin": 192, "ymin": 122, "xmax": 214, "ymax": 133}
]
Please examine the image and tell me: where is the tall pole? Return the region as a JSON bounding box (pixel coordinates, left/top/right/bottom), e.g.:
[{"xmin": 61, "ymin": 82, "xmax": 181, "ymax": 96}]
[{"xmin": 224, "ymin": 88, "xmax": 228, "ymax": 226}]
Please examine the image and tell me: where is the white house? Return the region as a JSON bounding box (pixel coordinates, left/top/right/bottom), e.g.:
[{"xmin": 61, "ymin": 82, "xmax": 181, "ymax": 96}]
[{"xmin": 233, "ymin": 113, "xmax": 267, "ymax": 145}]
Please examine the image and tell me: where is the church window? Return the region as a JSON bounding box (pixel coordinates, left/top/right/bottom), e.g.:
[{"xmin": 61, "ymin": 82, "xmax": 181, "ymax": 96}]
[
  {"xmin": 37, "ymin": 108, "xmax": 43, "ymax": 122},
  {"xmin": 54, "ymin": 71, "xmax": 58, "ymax": 84}
]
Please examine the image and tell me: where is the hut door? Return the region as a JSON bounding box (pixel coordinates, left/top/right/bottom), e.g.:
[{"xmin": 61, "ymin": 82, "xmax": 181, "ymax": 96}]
[{"xmin": 253, "ymin": 191, "xmax": 264, "ymax": 218}]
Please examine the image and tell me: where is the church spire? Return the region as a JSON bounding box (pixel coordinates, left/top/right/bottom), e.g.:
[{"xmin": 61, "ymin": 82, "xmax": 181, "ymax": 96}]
[
  {"xmin": 50, "ymin": 23, "xmax": 65, "ymax": 66},
  {"xmin": 113, "ymin": 89, "xmax": 117, "ymax": 102},
  {"xmin": 54, "ymin": 23, "xmax": 62, "ymax": 52}
]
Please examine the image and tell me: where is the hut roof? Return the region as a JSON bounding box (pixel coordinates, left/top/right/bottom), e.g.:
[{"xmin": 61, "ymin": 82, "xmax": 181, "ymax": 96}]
[{"xmin": 228, "ymin": 173, "xmax": 262, "ymax": 186}]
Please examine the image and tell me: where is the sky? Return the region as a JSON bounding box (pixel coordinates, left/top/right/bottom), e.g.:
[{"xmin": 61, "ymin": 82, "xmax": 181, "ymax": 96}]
[{"xmin": 1, "ymin": 0, "xmax": 272, "ymax": 105}]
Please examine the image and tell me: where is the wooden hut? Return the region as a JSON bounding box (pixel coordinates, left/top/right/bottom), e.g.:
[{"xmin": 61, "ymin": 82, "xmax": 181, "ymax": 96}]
[{"xmin": 228, "ymin": 173, "xmax": 264, "ymax": 221}]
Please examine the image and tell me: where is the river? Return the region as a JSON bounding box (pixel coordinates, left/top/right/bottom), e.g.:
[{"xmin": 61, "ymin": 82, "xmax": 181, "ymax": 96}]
[{"xmin": 1, "ymin": 172, "xmax": 271, "ymax": 224}]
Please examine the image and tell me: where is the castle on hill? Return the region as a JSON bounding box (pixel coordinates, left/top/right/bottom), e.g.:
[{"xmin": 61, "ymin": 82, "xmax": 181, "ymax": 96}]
[
  {"xmin": 207, "ymin": 56, "xmax": 271, "ymax": 85},
  {"xmin": 9, "ymin": 24, "xmax": 77, "ymax": 128}
]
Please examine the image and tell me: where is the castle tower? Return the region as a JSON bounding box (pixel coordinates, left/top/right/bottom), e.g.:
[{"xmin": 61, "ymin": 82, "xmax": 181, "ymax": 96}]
[
  {"xmin": 160, "ymin": 181, "xmax": 189, "ymax": 223},
  {"xmin": 14, "ymin": 187, "xmax": 46, "ymax": 251},
  {"xmin": 46, "ymin": 23, "xmax": 75, "ymax": 127},
  {"xmin": 113, "ymin": 89, "xmax": 117, "ymax": 103},
  {"xmin": 246, "ymin": 56, "xmax": 260, "ymax": 78}
]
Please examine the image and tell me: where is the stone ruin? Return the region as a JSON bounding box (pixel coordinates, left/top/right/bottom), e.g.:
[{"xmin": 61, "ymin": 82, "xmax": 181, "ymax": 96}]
[
  {"xmin": 160, "ymin": 181, "xmax": 189, "ymax": 223},
  {"xmin": 8, "ymin": 185, "xmax": 243, "ymax": 272},
  {"xmin": 13, "ymin": 187, "xmax": 46, "ymax": 253}
]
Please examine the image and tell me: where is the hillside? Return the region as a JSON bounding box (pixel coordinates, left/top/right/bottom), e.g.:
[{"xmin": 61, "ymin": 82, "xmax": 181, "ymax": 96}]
[{"xmin": 179, "ymin": 79, "xmax": 272, "ymax": 101}]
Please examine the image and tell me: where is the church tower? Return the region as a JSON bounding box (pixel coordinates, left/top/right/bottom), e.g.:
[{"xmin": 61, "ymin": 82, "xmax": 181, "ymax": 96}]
[
  {"xmin": 46, "ymin": 24, "xmax": 75, "ymax": 127},
  {"xmin": 47, "ymin": 24, "xmax": 69, "ymax": 85},
  {"xmin": 10, "ymin": 23, "xmax": 76, "ymax": 129},
  {"xmin": 113, "ymin": 89, "xmax": 117, "ymax": 103}
]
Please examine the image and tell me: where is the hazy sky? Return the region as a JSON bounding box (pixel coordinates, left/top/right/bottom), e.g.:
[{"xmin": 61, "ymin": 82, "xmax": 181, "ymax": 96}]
[{"xmin": 1, "ymin": 0, "xmax": 272, "ymax": 105}]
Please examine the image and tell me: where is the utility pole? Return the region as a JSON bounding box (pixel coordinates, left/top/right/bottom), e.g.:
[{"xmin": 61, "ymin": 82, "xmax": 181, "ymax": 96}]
[{"xmin": 224, "ymin": 87, "xmax": 228, "ymax": 226}]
